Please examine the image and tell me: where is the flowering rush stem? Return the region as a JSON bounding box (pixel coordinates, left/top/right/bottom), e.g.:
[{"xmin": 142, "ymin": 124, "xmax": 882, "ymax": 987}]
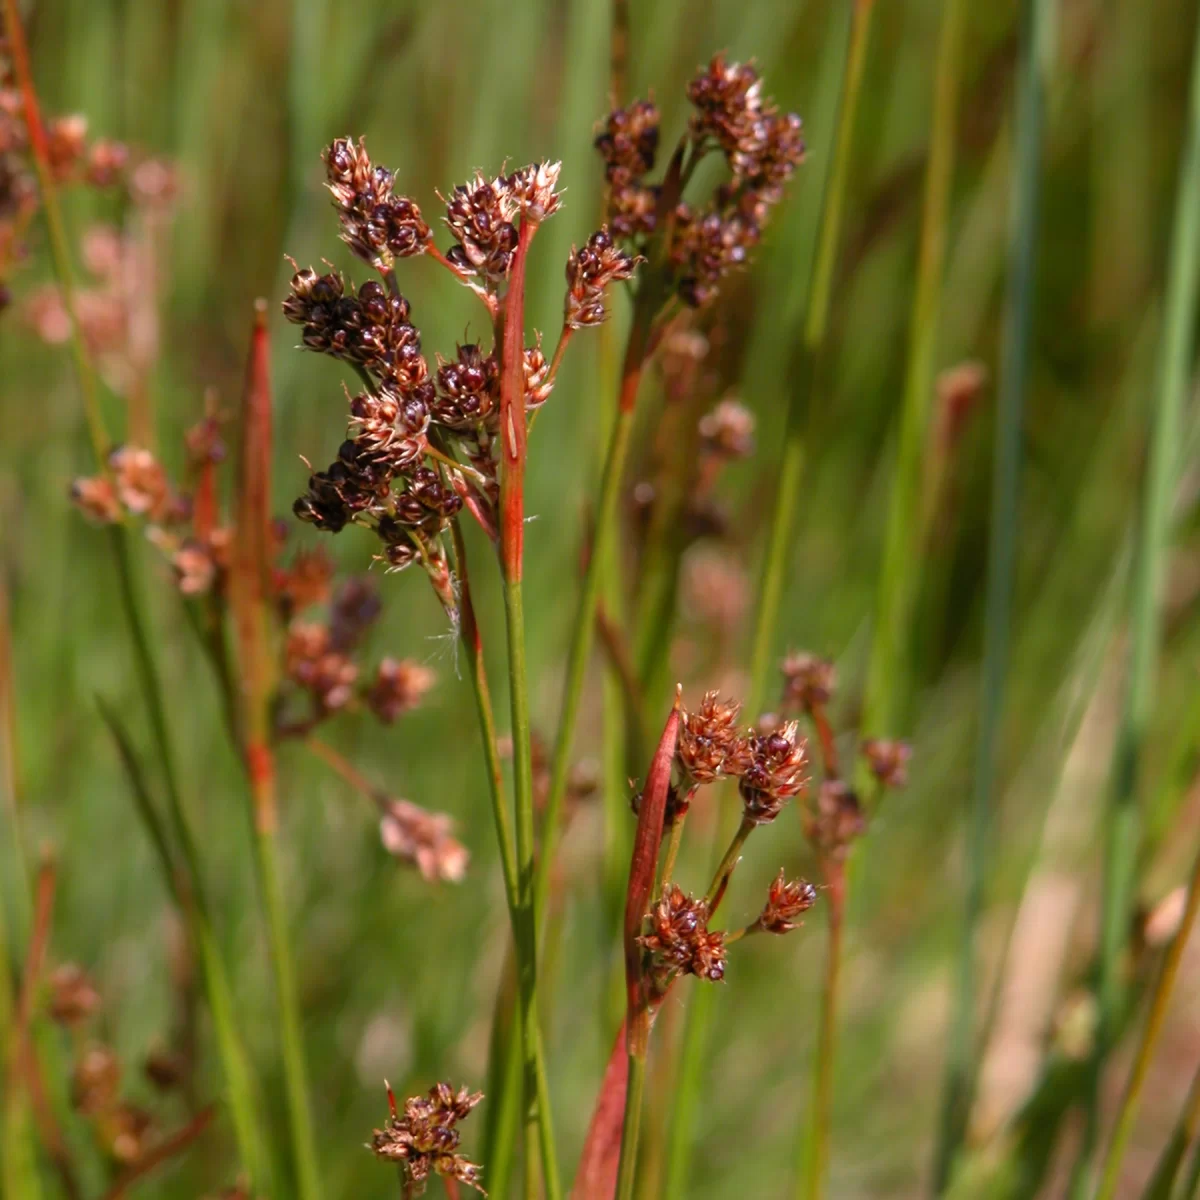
[
  {"xmin": 231, "ymin": 305, "xmax": 321, "ymax": 1200},
  {"xmin": 534, "ymin": 282, "xmax": 659, "ymax": 932},
  {"xmin": 799, "ymin": 862, "xmax": 845, "ymax": 1200},
  {"xmin": 613, "ymin": 693, "xmax": 681, "ymax": 1200},
  {"xmin": 3, "ymin": 0, "xmax": 111, "ymax": 468},
  {"xmin": 496, "ymin": 216, "xmax": 561, "ymax": 1200}
]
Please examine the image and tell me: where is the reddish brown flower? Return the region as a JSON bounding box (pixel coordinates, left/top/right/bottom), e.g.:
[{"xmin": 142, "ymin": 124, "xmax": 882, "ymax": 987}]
[
  {"xmin": 370, "ymin": 1081, "xmax": 486, "ymax": 1195},
  {"xmin": 563, "ymin": 227, "xmax": 640, "ymax": 329},
  {"xmin": 755, "ymin": 870, "xmax": 817, "ymax": 934},
  {"xmin": 284, "ymin": 622, "xmax": 358, "ymax": 714},
  {"xmin": 739, "ymin": 721, "xmax": 808, "ymax": 824},
  {"xmin": 638, "ymin": 884, "xmax": 726, "ymax": 987},
  {"xmin": 862, "ymin": 738, "xmax": 912, "ymax": 790},
  {"xmin": 676, "ymin": 690, "xmax": 751, "ymax": 787}
]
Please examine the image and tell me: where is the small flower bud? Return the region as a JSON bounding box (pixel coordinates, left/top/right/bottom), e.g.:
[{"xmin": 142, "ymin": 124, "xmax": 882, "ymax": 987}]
[{"xmin": 780, "ymin": 651, "xmax": 835, "ymax": 712}]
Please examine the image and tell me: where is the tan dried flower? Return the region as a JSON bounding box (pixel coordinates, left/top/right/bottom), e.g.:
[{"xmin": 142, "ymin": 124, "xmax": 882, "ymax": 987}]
[
  {"xmin": 70, "ymin": 475, "xmax": 122, "ymax": 524},
  {"xmin": 109, "ymin": 445, "xmax": 173, "ymax": 521},
  {"xmin": 366, "ymin": 658, "xmax": 435, "ymax": 724},
  {"xmin": 379, "ymin": 799, "xmax": 469, "ymax": 883},
  {"xmin": 71, "ymin": 1044, "xmax": 122, "ymax": 1115}
]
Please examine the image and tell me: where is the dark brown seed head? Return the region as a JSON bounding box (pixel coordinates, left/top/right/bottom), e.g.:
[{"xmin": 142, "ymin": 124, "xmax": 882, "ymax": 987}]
[
  {"xmin": 739, "ymin": 721, "xmax": 808, "ymax": 824},
  {"xmin": 434, "ymin": 343, "xmax": 499, "ymax": 429},
  {"xmin": 862, "ymin": 738, "xmax": 912, "ymax": 790},
  {"xmin": 564, "ymin": 226, "xmax": 640, "ymax": 329},
  {"xmin": 443, "ymin": 171, "xmax": 520, "ymax": 282},
  {"xmin": 756, "ymin": 869, "xmax": 817, "ymax": 933},
  {"xmin": 595, "ymin": 99, "xmax": 661, "ymax": 187}
]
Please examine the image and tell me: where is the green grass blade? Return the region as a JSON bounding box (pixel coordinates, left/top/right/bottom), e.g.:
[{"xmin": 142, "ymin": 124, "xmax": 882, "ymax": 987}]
[
  {"xmin": 96, "ymin": 697, "xmax": 273, "ymax": 1191},
  {"xmin": 933, "ymin": 0, "xmax": 1054, "ymax": 1188},
  {"xmin": 747, "ymin": 0, "xmax": 875, "ymax": 716},
  {"xmin": 860, "ymin": 0, "xmax": 969, "ymax": 739},
  {"xmin": 1092, "ymin": 10, "xmax": 1200, "ymax": 1197}
]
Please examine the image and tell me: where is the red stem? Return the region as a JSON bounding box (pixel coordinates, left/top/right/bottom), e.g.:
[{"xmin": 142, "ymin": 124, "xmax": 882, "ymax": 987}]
[
  {"xmin": 623, "ymin": 693, "xmax": 682, "ymax": 1052},
  {"xmin": 499, "ymin": 220, "xmax": 536, "ymax": 578},
  {"xmin": 98, "ymin": 1107, "xmax": 216, "ymax": 1200}
]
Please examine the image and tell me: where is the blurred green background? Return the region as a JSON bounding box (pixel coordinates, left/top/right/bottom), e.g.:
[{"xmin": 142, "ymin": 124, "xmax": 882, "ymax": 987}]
[{"xmin": 4, "ymin": 0, "xmax": 1200, "ymax": 1195}]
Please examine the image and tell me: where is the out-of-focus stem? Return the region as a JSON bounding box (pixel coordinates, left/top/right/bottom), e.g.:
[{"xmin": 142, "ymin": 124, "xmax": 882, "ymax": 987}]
[
  {"xmin": 746, "ymin": 0, "xmax": 876, "ymax": 714},
  {"xmin": 798, "ymin": 864, "xmax": 844, "ymax": 1200}
]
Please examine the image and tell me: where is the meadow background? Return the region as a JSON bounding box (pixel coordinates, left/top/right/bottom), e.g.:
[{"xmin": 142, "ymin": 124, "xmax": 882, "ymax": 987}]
[{"xmin": 3, "ymin": 0, "xmax": 1200, "ymax": 1196}]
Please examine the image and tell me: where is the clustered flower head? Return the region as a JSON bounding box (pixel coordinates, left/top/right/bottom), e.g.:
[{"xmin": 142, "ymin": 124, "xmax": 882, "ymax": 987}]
[
  {"xmin": 739, "ymin": 723, "xmax": 809, "ymax": 824},
  {"xmin": 675, "ymin": 690, "xmax": 750, "ymax": 787},
  {"xmin": 370, "ymin": 1081, "xmax": 485, "ymax": 1195},
  {"xmin": 286, "ymin": 137, "xmax": 635, "ymax": 620},
  {"xmin": 638, "ymin": 884, "xmax": 726, "ymax": 989},
  {"xmin": 770, "ymin": 652, "xmax": 913, "ymax": 866},
  {"xmin": 596, "ymin": 54, "xmax": 804, "ymax": 308},
  {"xmin": 46, "ymin": 962, "xmax": 188, "ymax": 1167},
  {"xmin": 755, "ymin": 870, "xmax": 818, "ymax": 934},
  {"xmin": 1, "ymin": 68, "xmax": 174, "ymax": 315},
  {"xmin": 277, "ymin": 576, "xmax": 435, "ymax": 737},
  {"xmin": 379, "ymin": 798, "xmax": 469, "ymax": 883}
]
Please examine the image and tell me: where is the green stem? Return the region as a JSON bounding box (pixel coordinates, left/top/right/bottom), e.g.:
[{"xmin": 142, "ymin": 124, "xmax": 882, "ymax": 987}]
[
  {"xmin": 1093, "ymin": 15, "xmax": 1200, "ymax": 1197},
  {"xmin": 500, "ymin": 571, "xmax": 553, "ymax": 1200},
  {"xmin": 933, "ymin": 0, "xmax": 1051, "ymax": 1188},
  {"xmin": 746, "ymin": 0, "xmax": 875, "ymax": 715},
  {"xmin": 1141, "ymin": 1065, "xmax": 1200, "ymax": 1200},
  {"xmin": 251, "ymin": 828, "xmax": 321, "ymax": 1200},
  {"xmin": 534, "ymin": 289, "xmax": 656, "ymax": 931},
  {"xmin": 703, "ymin": 817, "xmax": 754, "ymax": 911},
  {"xmin": 615, "ymin": 1048, "xmax": 648, "ymax": 1200},
  {"xmin": 453, "ymin": 522, "xmax": 558, "ymax": 1200},
  {"xmin": 799, "ymin": 870, "xmax": 844, "ymax": 1200},
  {"xmin": 860, "ymin": 0, "xmax": 968, "ymax": 738}
]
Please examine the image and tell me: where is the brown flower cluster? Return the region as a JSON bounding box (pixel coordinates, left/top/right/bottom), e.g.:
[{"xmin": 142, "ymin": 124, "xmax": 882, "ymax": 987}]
[
  {"xmin": 287, "ymin": 138, "xmax": 636, "ymax": 616},
  {"xmin": 772, "ymin": 652, "xmax": 912, "ymax": 865},
  {"xmin": 325, "ymin": 136, "xmax": 431, "ymax": 271},
  {"xmin": 71, "ymin": 444, "xmax": 186, "ymax": 527},
  {"xmin": 370, "ymin": 1081, "xmax": 486, "ymax": 1195},
  {"xmin": 278, "ymin": 576, "xmax": 435, "ymax": 735},
  {"xmin": 672, "ymin": 692, "xmax": 807, "ymax": 826},
  {"xmin": 47, "ymin": 963, "xmax": 187, "ymax": 1167},
  {"xmin": 755, "ymin": 870, "xmax": 818, "ymax": 934},
  {"xmin": 379, "ymin": 798, "xmax": 469, "ymax": 884},
  {"xmin": 596, "ymin": 55, "xmax": 804, "ymax": 308},
  {"xmin": 638, "ymin": 885, "xmax": 726, "ymax": 989},
  {"xmin": 1, "ymin": 70, "xmax": 173, "ymax": 313}
]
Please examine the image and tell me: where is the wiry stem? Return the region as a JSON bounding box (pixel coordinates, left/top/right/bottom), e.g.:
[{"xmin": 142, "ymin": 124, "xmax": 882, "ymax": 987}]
[
  {"xmin": 935, "ymin": 0, "xmax": 1051, "ymax": 1187},
  {"xmin": 1092, "ymin": 13, "xmax": 1200, "ymax": 1196},
  {"xmin": 747, "ymin": 0, "xmax": 876, "ymax": 714},
  {"xmin": 799, "ymin": 863, "xmax": 844, "ymax": 1200}
]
